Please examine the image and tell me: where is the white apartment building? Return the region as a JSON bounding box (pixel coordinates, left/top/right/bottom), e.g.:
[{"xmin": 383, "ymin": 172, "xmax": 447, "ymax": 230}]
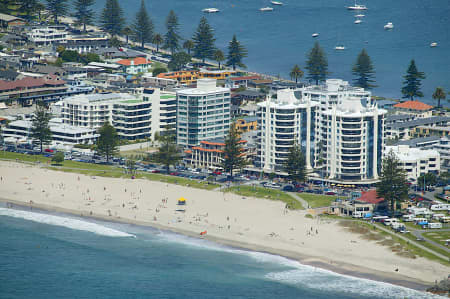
[
  {"xmin": 257, "ymin": 89, "xmax": 318, "ymax": 172},
  {"xmin": 60, "ymin": 93, "xmax": 152, "ymax": 140},
  {"xmin": 3, "ymin": 119, "xmax": 98, "ymax": 145},
  {"xmin": 176, "ymin": 79, "xmax": 231, "ymax": 147},
  {"xmin": 299, "ymin": 79, "xmax": 386, "ymax": 183},
  {"xmin": 142, "ymin": 88, "xmax": 177, "ymax": 139},
  {"xmin": 27, "ymin": 26, "xmax": 68, "ymax": 45},
  {"xmin": 385, "ymin": 145, "xmax": 440, "ymax": 181}
]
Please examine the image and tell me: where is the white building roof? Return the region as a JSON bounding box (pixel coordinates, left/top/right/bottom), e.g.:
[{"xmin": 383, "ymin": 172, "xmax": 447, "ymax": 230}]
[
  {"xmin": 62, "ymin": 93, "xmax": 137, "ymax": 105},
  {"xmin": 386, "ymin": 145, "xmax": 440, "ymax": 161},
  {"xmin": 9, "ymin": 119, "xmax": 97, "ymax": 135},
  {"xmin": 257, "ymin": 89, "xmax": 319, "ymax": 109},
  {"xmin": 177, "ymin": 79, "xmax": 229, "ymax": 95}
]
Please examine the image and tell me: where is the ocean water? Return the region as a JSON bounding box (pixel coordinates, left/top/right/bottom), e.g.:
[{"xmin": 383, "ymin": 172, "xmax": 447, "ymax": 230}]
[
  {"xmin": 91, "ymin": 0, "xmax": 450, "ymax": 105},
  {"xmin": 0, "ymin": 207, "xmax": 440, "ymax": 298}
]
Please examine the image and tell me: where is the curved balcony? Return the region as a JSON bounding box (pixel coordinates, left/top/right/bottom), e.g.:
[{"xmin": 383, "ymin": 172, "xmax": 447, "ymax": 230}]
[
  {"xmin": 341, "ymin": 156, "xmax": 361, "ymax": 161},
  {"xmin": 341, "ymin": 168, "xmax": 361, "ymax": 174},
  {"xmin": 275, "ymin": 121, "xmax": 295, "ymax": 127},
  {"xmin": 341, "ymin": 136, "xmax": 361, "ymax": 142},
  {"xmin": 275, "ymin": 134, "xmax": 295, "ymax": 140},
  {"xmin": 276, "ymin": 115, "xmax": 295, "ymax": 121},
  {"xmin": 275, "ymin": 140, "xmax": 294, "ymax": 146},
  {"xmin": 276, "ymin": 128, "xmax": 294, "ymax": 133},
  {"xmin": 341, "ymin": 143, "xmax": 361, "ymax": 149},
  {"xmin": 342, "ymin": 149, "xmax": 361, "ymax": 155}
]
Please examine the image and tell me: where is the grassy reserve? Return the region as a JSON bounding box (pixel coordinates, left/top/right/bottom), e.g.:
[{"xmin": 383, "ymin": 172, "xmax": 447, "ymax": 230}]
[{"xmin": 298, "ymin": 193, "xmax": 339, "ymax": 208}]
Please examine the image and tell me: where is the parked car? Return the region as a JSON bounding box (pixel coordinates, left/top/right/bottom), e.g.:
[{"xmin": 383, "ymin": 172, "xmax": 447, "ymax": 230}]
[{"xmin": 282, "ymin": 184, "xmax": 295, "ymax": 192}]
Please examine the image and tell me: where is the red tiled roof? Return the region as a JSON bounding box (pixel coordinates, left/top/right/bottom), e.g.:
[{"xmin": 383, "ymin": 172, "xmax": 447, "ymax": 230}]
[
  {"xmin": 0, "ymin": 76, "xmax": 66, "ymax": 92},
  {"xmin": 192, "ymin": 146, "xmax": 223, "ymax": 153},
  {"xmin": 230, "ymin": 75, "xmax": 261, "ymax": 81},
  {"xmin": 357, "ymin": 190, "xmax": 384, "ymax": 204},
  {"xmin": 393, "ymin": 100, "xmax": 433, "ymax": 111},
  {"xmin": 116, "ymin": 57, "xmax": 151, "ymax": 66}
]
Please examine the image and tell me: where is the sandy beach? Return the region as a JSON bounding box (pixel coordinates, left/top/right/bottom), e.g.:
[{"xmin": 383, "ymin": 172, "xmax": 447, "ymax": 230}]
[{"xmin": 0, "ymin": 161, "xmax": 447, "ymax": 290}]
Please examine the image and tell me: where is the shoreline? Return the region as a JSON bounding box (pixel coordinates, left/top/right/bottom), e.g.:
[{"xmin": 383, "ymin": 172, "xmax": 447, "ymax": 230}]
[{"xmin": 0, "ymin": 197, "xmax": 432, "ymax": 292}]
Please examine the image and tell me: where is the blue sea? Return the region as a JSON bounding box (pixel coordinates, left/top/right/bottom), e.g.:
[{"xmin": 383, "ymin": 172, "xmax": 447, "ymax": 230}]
[
  {"xmin": 91, "ymin": 0, "xmax": 449, "ymax": 106},
  {"xmin": 0, "ymin": 207, "xmax": 441, "ymax": 298}
]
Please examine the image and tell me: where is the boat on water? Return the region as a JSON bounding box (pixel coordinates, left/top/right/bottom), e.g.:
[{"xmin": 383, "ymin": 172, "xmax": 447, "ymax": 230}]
[
  {"xmin": 430, "ymin": 42, "xmax": 438, "ymax": 47},
  {"xmin": 271, "ymin": 1, "xmax": 283, "ymax": 5},
  {"xmin": 312, "ymin": 33, "xmax": 319, "ymax": 38},
  {"xmin": 355, "ymin": 14, "xmax": 365, "ymax": 18},
  {"xmin": 260, "ymin": 7, "xmax": 274, "ymax": 11},
  {"xmin": 202, "ymin": 8, "xmax": 220, "ymax": 13},
  {"xmin": 354, "ymin": 19, "xmax": 362, "ymax": 24},
  {"xmin": 384, "ymin": 22, "xmax": 394, "ymax": 30},
  {"xmin": 335, "ymin": 45, "xmax": 346, "ymax": 50},
  {"xmin": 347, "ymin": 1, "xmax": 367, "ymax": 10}
]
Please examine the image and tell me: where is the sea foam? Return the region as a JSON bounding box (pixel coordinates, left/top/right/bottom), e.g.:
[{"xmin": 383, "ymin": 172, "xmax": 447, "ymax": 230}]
[{"xmin": 0, "ymin": 208, "xmax": 135, "ymax": 238}]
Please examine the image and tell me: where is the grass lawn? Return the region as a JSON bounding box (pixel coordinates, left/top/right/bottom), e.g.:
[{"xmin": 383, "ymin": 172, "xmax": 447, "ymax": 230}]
[
  {"xmin": 119, "ymin": 147, "xmax": 157, "ymax": 158},
  {"xmin": 298, "ymin": 193, "xmax": 338, "ymax": 208},
  {"xmin": 223, "ymin": 185, "xmax": 304, "ymax": 210},
  {"xmin": 0, "ymin": 151, "xmax": 51, "ymax": 163},
  {"xmin": 423, "ymin": 231, "xmax": 450, "ymax": 247}
]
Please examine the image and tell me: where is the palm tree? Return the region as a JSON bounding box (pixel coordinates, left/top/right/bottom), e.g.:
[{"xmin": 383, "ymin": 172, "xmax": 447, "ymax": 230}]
[
  {"xmin": 290, "ymin": 64, "xmax": 304, "ymax": 84},
  {"xmin": 183, "ymin": 39, "xmax": 194, "ymax": 55},
  {"xmin": 432, "ymin": 87, "xmax": 446, "ymax": 109},
  {"xmin": 122, "ymin": 26, "xmax": 132, "ymax": 44},
  {"xmin": 152, "ymin": 33, "xmax": 163, "ymax": 52},
  {"xmin": 213, "ymin": 49, "xmax": 225, "ymax": 69}
]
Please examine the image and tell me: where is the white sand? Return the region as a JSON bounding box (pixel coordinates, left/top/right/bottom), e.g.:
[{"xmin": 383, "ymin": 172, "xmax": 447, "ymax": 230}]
[{"xmin": 0, "ymin": 161, "xmax": 447, "ymax": 287}]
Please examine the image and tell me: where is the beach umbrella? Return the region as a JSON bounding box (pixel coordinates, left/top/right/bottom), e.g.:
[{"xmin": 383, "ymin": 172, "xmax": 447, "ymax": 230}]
[{"xmin": 178, "ymin": 197, "xmax": 187, "ymax": 205}]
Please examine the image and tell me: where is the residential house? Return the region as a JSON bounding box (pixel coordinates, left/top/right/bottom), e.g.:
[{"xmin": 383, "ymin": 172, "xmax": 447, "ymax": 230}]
[
  {"xmin": 0, "ymin": 13, "xmax": 26, "ymax": 28},
  {"xmin": 116, "ymin": 57, "xmax": 152, "ymax": 74},
  {"xmin": 393, "ymin": 100, "xmax": 434, "ymax": 118},
  {"xmin": 385, "ymin": 116, "xmax": 450, "ymax": 140}
]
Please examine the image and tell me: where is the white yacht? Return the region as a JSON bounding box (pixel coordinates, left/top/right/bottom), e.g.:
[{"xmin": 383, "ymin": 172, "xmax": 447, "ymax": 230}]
[
  {"xmin": 334, "ymin": 45, "xmax": 346, "ymax": 50},
  {"xmin": 347, "ymin": 1, "xmax": 367, "ymax": 10},
  {"xmin": 430, "ymin": 42, "xmax": 438, "ymax": 47},
  {"xmin": 354, "ymin": 19, "xmax": 362, "ymax": 24},
  {"xmin": 202, "ymin": 8, "xmax": 220, "ymax": 13},
  {"xmin": 384, "ymin": 22, "xmax": 394, "ymax": 30},
  {"xmin": 260, "ymin": 7, "xmax": 274, "ymax": 11},
  {"xmin": 271, "ymin": 1, "xmax": 283, "ymax": 5},
  {"xmin": 312, "ymin": 33, "xmax": 319, "ymax": 38},
  {"xmin": 355, "ymin": 14, "xmax": 365, "ymax": 18}
]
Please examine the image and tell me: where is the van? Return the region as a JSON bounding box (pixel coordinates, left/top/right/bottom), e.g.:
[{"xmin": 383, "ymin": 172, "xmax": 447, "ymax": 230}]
[
  {"xmin": 414, "ymin": 218, "xmax": 427, "ymax": 224},
  {"xmin": 430, "ymin": 204, "xmax": 450, "ymax": 211},
  {"xmin": 373, "ymin": 216, "xmax": 389, "ymax": 222},
  {"xmin": 382, "ymin": 218, "xmax": 398, "ymax": 226},
  {"xmin": 440, "ymin": 216, "xmax": 450, "ymax": 223},
  {"xmin": 402, "ymin": 214, "xmax": 415, "ymax": 222},
  {"xmin": 427, "ymin": 223, "xmax": 442, "ymax": 229},
  {"xmin": 432, "ymin": 214, "xmax": 445, "ymax": 221}
]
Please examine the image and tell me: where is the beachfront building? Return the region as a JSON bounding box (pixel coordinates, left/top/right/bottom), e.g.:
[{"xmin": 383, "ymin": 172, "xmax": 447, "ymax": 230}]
[
  {"xmin": 158, "ymin": 69, "xmax": 236, "ymax": 86},
  {"xmin": 385, "ymin": 116, "xmax": 450, "ymax": 140},
  {"xmin": 60, "ymin": 93, "xmax": 152, "ymax": 140},
  {"xmin": 299, "ymin": 79, "xmax": 386, "ymax": 183},
  {"xmin": 27, "ymin": 26, "xmax": 68, "ymax": 45},
  {"xmin": 385, "ymin": 145, "xmax": 440, "ymax": 181},
  {"xmin": 176, "ymin": 79, "xmax": 231, "ymax": 147},
  {"xmin": 256, "ymin": 89, "xmax": 319, "ymax": 172},
  {"xmin": 392, "ymin": 100, "xmax": 433, "ymax": 118},
  {"xmin": 141, "ymin": 88, "xmax": 177, "ymax": 139},
  {"xmin": 115, "ymin": 57, "xmax": 152, "ymax": 74},
  {"xmin": 3, "ymin": 118, "xmax": 98, "ymax": 145}
]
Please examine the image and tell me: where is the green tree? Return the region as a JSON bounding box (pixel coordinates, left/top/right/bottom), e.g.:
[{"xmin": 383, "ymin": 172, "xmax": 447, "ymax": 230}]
[
  {"xmin": 352, "ymin": 49, "xmax": 376, "ymax": 89},
  {"xmin": 126, "ymin": 159, "xmax": 136, "ymax": 174},
  {"xmin": 109, "ymin": 36, "xmax": 123, "ymax": 47},
  {"xmin": 18, "ymin": 0, "xmax": 41, "ymax": 20},
  {"xmin": 432, "ymin": 87, "xmax": 446, "ymax": 109},
  {"xmin": 168, "ymin": 52, "xmax": 191, "ymax": 71},
  {"xmin": 83, "ymin": 52, "xmax": 101, "ymax": 63},
  {"xmin": 221, "ymin": 125, "xmax": 247, "ymax": 178},
  {"xmin": 183, "ymin": 39, "xmax": 194, "ymax": 55},
  {"xmin": 376, "ymin": 150, "xmax": 408, "ymax": 215},
  {"xmin": 153, "ymin": 129, "xmax": 181, "ymax": 174},
  {"xmin": 305, "ymin": 42, "xmax": 329, "ymax": 85},
  {"xmin": 283, "ymin": 143, "xmax": 306, "ymax": 183},
  {"xmin": 72, "ymin": 0, "xmax": 95, "ymax": 32},
  {"xmin": 152, "ymin": 33, "xmax": 163, "ymax": 52},
  {"xmin": 132, "ymin": 0, "xmax": 154, "ymax": 48},
  {"xmin": 152, "ymin": 67, "xmax": 168, "ymax": 76},
  {"xmin": 163, "ymin": 10, "xmax": 181, "ymax": 55},
  {"xmin": 418, "ymin": 172, "xmax": 437, "ymax": 188},
  {"xmin": 31, "ymin": 103, "xmax": 52, "ymax": 153},
  {"xmin": 213, "ymin": 49, "xmax": 225, "ymax": 69},
  {"xmin": 51, "ymin": 151, "xmax": 64, "ymax": 165},
  {"xmin": 226, "ymin": 35, "xmax": 247, "ymax": 70},
  {"xmin": 60, "ymin": 50, "xmax": 80, "ymax": 62},
  {"xmin": 46, "ymin": 0, "xmax": 68, "ymax": 23},
  {"xmin": 289, "ymin": 64, "xmax": 303, "ymax": 84},
  {"xmin": 100, "ymin": 0, "xmax": 125, "ymax": 37},
  {"xmin": 401, "ymin": 59, "xmax": 426, "ymax": 101},
  {"xmin": 192, "ymin": 17, "xmax": 216, "ymax": 63},
  {"xmin": 122, "ymin": 26, "xmax": 132, "ymax": 44},
  {"xmin": 96, "ymin": 123, "xmax": 119, "ymax": 163}
]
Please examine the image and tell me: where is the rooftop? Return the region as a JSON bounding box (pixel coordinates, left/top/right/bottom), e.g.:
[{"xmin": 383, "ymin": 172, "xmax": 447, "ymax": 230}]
[
  {"xmin": 389, "ymin": 116, "xmax": 450, "ymax": 129},
  {"xmin": 0, "ymin": 13, "xmax": 24, "ymax": 22},
  {"xmin": 386, "ymin": 145, "xmax": 440, "ymax": 160},
  {"xmin": 356, "ymin": 190, "xmax": 384, "ymax": 204},
  {"xmin": 116, "ymin": 57, "xmax": 152, "ymax": 66},
  {"xmin": 62, "ymin": 93, "xmax": 137, "ymax": 104},
  {"xmin": 393, "ymin": 100, "xmax": 433, "ymax": 111},
  {"xmin": 0, "ymin": 75, "xmax": 65, "ymax": 92},
  {"xmin": 396, "ymin": 136, "xmax": 442, "ymax": 147}
]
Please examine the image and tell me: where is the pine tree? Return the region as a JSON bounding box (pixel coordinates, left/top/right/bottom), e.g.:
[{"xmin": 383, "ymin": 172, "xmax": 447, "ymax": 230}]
[
  {"xmin": 18, "ymin": 0, "xmax": 41, "ymax": 20},
  {"xmin": 153, "ymin": 128, "xmax": 181, "ymax": 174},
  {"xmin": 152, "ymin": 33, "xmax": 163, "ymax": 52},
  {"xmin": 31, "ymin": 103, "xmax": 52, "ymax": 153},
  {"xmin": 72, "ymin": 0, "xmax": 95, "ymax": 32},
  {"xmin": 221, "ymin": 125, "xmax": 247, "ymax": 178},
  {"xmin": 376, "ymin": 150, "xmax": 408, "ymax": 215},
  {"xmin": 96, "ymin": 123, "xmax": 119, "ymax": 163},
  {"xmin": 122, "ymin": 26, "xmax": 132, "ymax": 44},
  {"xmin": 100, "ymin": 0, "xmax": 125, "ymax": 37},
  {"xmin": 132, "ymin": 0, "xmax": 153, "ymax": 48},
  {"xmin": 192, "ymin": 17, "xmax": 216, "ymax": 63},
  {"xmin": 432, "ymin": 87, "xmax": 446, "ymax": 109},
  {"xmin": 289, "ymin": 64, "xmax": 303, "ymax": 84},
  {"xmin": 213, "ymin": 49, "xmax": 225, "ymax": 69},
  {"xmin": 305, "ymin": 42, "xmax": 329, "ymax": 85},
  {"xmin": 352, "ymin": 49, "xmax": 376, "ymax": 89},
  {"xmin": 401, "ymin": 59, "xmax": 426, "ymax": 101},
  {"xmin": 226, "ymin": 34, "xmax": 247, "ymax": 70},
  {"xmin": 183, "ymin": 39, "xmax": 194, "ymax": 55},
  {"xmin": 283, "ymin": 144, "xmax": 306, "ymax": 183},
  {"xmin": 163, "ymin": 10, "xmax": 181, "ymax": 55},
  {"xmin": 46, "ymin": 0, "xmax": 68, "ymax": 23}
]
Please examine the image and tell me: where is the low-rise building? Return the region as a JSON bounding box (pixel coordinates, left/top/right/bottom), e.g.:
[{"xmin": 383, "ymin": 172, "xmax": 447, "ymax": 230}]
[
  {"xmin": 329, "ymin": 190, "xmax": 385, "ymax": 217},
  {"xmin": 234, "ymin": 116, "xmax": 258, "ymax": 134},
  {"xmin": 0, "ymin": 13, "xmax": 26, "ymax": 28},
  {"xmin": 157, "ymin": 69, "xmax": 236, "ymax": 86},
  {"xmin": 116, "ymin": 57, "xmax": 152, "ymax": 74},
  {"xmin": 27, "ymin": 26, "xmax": 68, "ymax": 45},
  {"xmin": 385, "ymin": 116, "xmax": 450, "ymax": 140},
  {"xmin": 412, "ymin": 125, "xmax": 450, "ymax": 138},
  {"xmin": 225, "ymin": 75, "xmax": 261, "ymax": 89},
  {"xmin": 385, "ymin": 145, "xmax": 440, "ymax": 181},
  {"xmin": 392, "ymin": 100, "xmax": 434, "ymax": 118}
]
